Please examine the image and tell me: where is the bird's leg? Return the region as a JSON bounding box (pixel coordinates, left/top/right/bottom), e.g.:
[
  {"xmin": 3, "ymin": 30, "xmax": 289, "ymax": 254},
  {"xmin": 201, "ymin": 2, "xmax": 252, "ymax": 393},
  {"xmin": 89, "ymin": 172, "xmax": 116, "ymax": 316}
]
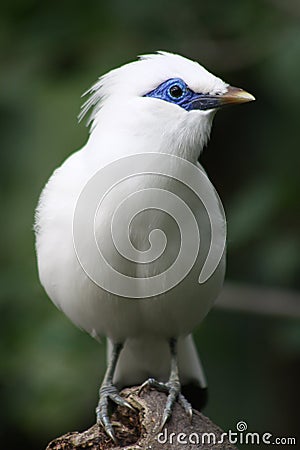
[
  {"xmin": 162, "ymin": 338, "xmax": 193, "ymax": 428},
  {"xmin": 139, "ymin": 338, "xmax": 193, "ymax": 430},
  {"xmin": 96, "ymin": 342, "xmax": 133, "ymax": 443}
]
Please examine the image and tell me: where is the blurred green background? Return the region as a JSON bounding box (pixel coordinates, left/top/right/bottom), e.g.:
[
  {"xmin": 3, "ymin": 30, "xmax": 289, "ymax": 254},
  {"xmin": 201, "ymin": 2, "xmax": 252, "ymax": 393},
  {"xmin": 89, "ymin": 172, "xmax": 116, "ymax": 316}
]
[{"xmin": 0, "ymin": 0, "xmax": 299, "ymax": 448}]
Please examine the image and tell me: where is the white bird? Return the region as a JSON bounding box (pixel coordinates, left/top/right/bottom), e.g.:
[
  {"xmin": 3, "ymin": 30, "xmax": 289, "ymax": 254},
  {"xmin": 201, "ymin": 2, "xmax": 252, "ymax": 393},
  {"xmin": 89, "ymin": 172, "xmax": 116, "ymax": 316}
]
[{"xmin": 34, "ymin": 51, "xmax": 254, "ymax": 441}]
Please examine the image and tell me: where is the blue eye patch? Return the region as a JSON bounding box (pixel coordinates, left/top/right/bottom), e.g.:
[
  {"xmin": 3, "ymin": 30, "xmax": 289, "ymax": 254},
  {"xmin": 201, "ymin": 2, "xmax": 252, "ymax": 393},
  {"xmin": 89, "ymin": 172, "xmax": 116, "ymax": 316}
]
[{"xmin": 144, "ymin": 78, "xmax": 221, "ymax": 111}]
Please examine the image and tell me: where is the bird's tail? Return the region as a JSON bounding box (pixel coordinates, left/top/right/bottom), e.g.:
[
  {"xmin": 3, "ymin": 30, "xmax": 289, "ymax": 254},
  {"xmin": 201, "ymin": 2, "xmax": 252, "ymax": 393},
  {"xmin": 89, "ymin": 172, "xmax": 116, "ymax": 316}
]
[{"xmin": 108, "ymin": 334, "xmax": 207, "ymax": 409}]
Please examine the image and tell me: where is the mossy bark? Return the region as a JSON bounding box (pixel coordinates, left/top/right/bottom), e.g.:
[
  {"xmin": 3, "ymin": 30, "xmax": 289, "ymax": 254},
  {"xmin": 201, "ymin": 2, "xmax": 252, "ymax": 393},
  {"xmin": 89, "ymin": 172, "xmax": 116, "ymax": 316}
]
[{"xmin": 46, "ymin": 386, "xmax": 237, "ymax": 450}]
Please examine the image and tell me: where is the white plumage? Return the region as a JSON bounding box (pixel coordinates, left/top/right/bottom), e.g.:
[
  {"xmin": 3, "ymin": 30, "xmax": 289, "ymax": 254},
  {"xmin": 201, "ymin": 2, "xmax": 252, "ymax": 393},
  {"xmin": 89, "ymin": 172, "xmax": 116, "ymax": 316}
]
[{"xmin": 35, "ymin": 51, "xmax": 254, "ymax": 437}]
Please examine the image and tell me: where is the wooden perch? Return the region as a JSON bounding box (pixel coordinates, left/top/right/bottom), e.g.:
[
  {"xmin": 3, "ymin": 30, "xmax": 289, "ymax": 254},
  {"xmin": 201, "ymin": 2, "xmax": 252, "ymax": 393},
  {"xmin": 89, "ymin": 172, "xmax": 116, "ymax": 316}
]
[{"xmin": 46, "ymin": 386, "xmax": 237, "ymax": 449}]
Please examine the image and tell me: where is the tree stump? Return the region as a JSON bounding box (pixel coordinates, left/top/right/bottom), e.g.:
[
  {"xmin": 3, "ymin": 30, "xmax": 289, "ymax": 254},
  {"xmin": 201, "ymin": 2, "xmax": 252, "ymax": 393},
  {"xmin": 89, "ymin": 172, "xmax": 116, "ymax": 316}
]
[{"xmin": 46, "ymin": 386, "xmax": 237, "ymax": 449}]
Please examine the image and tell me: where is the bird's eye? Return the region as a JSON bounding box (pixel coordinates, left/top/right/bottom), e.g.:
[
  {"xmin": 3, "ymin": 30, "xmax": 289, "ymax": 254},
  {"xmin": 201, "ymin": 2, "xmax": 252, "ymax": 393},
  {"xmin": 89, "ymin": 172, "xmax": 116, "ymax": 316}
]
[{"xmin": 169, "ymin": 84, "xmax": 184, "ymax": 98}]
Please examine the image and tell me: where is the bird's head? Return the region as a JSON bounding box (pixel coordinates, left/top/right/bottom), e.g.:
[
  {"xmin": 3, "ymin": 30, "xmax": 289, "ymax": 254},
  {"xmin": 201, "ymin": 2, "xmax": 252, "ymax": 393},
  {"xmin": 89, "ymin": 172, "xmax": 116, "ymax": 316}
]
[{"xmin": 80, "ymin": 51, "xmax": 254, "ymax": 162}]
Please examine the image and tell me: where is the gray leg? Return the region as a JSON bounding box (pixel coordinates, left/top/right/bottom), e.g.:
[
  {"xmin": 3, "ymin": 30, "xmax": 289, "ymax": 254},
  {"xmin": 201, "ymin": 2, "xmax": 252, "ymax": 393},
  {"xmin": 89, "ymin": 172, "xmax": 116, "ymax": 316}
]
[
  {"xmin": 139, "ymin": 338, "xmax": 193, "ymax": 430},
  {"xmin": 96, "ymin": 342, "xmax": 133, "ymax": 442}
]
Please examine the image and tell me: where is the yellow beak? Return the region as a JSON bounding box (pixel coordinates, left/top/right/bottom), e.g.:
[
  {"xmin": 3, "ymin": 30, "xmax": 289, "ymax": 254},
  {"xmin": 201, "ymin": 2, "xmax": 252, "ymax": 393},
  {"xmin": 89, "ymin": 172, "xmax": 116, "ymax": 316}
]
[{"xmin": 219, "ymin": 86, "xmax": 255, "ymax": 106}]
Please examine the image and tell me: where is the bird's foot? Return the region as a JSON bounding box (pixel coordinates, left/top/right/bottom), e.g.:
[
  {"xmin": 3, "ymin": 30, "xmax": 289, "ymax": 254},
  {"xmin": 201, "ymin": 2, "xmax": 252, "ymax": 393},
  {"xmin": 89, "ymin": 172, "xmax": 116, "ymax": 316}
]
[
  {"xmin": 138, "ymin": 377, "xmax": 193, "ymax": 430},
  {"xmin": 96, "ymin": 383, "xmax": 134, "ymax": 443}
]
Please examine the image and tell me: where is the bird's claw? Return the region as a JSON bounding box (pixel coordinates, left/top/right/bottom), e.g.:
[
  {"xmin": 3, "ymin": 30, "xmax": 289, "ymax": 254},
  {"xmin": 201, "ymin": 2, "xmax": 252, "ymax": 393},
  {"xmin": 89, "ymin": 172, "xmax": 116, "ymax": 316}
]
[
  {"xmin": 96, "ymin": 384, "xmax": 134, "ymax": 442},
  {"xmin": 138, "ymin": 377, "xmax": 168, "ymax": 395},
  {"xmin": 139, "ymin": 377, "xmax": 193, "ymax": 430}
]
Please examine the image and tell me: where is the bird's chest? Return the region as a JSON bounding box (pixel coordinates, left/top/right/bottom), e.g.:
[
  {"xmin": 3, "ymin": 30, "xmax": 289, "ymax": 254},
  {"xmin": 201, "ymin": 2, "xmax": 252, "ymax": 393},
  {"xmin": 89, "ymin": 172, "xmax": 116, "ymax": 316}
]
[{"xmin": 94, "ymin": 173, "xmax": 212, "ymax": 281}]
